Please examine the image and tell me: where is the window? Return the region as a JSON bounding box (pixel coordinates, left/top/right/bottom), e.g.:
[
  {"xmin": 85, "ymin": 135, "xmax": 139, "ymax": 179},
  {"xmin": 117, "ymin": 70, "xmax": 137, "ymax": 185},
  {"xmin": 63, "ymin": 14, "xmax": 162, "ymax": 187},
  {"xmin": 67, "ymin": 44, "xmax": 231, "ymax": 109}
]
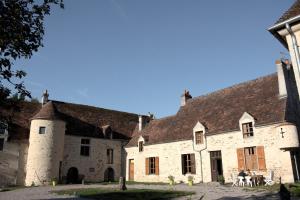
[
  {"xmin": 242, "ymin": 122, "xmax": 253, "ymax": 138},
  {"xmin": 0, "ymin": 138, "xmax": 4, "ymax": 151},
  {"xmin": 195, "ymin": 131, "xmax": 204, "ymax": 144},
  {"xmin": 107, "ymin": 149, "xmax": 113, "ymax": 164},
  {"xmin": 39, "ymin": 126, "xmax": 46, "ymax": 134},
  {"xmin": 181, "ymin": 154, "xmax": 196, "ymax": 174},
  {"xmin": 80, "ymin": 138, "xmax": 90, "ymax": 156},
  {"xmin": 139, "ymin": 141, "xmax": 143, "ymax": 152},
  {"xmin": 149, "ymin": 157, "xmax": 156, "ymax": 174},
  {"xmin": 145, "ymin": 157, "xmax": 159, "ymax": 175},
  {"xmin": 237, "ymin": 146, "xmax": 266, "ymax": 171},
  {"xmin": 244, "ymin": 147, "xmax": 257, "ymax": 170},
  {"xmin": 0, "ymin": 122, "xmax": 7, "ymax": 135}
]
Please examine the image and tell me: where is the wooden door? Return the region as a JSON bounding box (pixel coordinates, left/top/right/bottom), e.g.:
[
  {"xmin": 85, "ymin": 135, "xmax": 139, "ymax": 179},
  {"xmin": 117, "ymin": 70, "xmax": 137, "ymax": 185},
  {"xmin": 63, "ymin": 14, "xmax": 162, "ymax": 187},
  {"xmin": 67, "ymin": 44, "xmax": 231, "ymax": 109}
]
[
  {"xmin": 210, "ymin": 151, "xmax": 223, "ymax": 182},
  {"xmin": 129, "ymin": 159, "xmax": 134, "ymax": 181}
]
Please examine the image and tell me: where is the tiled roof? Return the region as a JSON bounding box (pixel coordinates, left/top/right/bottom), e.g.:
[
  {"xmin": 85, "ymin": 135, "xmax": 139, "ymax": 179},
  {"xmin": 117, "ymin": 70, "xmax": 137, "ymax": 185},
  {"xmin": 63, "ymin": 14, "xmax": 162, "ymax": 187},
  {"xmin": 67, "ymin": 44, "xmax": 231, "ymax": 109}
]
[
  {"xmin": 275, "ymin": 0, "xmax": 300, "ymax": 25},
  {"xmin": 0, "ymin": 100, "xmax": 142, "ymax": 141},
  {"xmin": 127, "ymin": 73, "xmax": 288, "ymax": 147},
  {"xmin": 31, "ymin": 101, "xmax": 62, "ymax": 120}
]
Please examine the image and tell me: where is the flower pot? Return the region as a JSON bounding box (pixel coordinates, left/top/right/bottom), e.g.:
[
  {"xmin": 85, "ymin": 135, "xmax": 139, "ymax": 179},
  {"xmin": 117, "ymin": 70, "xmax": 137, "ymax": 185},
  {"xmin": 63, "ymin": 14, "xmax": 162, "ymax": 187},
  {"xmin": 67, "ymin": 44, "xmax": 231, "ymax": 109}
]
[
  {"xmin": 188, "ymin": 180, "xmax": 193, "ymax": 186},
  {"xmin": 52, "ymin": 180, "xmax": 56, "ymax": 186},
  {"xmin": 169, "ymin": 180, "xmax": 175, "ymax": 185}
]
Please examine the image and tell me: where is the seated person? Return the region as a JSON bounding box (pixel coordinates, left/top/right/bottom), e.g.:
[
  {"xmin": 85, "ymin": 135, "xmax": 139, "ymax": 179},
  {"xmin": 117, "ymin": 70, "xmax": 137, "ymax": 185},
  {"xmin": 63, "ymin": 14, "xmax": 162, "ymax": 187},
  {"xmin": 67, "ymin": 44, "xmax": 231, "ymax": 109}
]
[{"xmin": 238, "ymin": 170, "xmax": 247, "ymax": 178}]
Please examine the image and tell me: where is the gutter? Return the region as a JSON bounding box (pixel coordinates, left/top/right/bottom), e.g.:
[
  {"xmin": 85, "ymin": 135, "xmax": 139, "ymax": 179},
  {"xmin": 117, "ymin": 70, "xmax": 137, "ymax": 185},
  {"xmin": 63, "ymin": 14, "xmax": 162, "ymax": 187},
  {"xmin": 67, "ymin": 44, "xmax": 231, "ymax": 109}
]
[
  {"xmin": 268, "ymin": 15, "xmax": 300, "ymax": 50},
  {"xmin": 285, "ymin": 23, "xmax": 300, "ymax": 76}
]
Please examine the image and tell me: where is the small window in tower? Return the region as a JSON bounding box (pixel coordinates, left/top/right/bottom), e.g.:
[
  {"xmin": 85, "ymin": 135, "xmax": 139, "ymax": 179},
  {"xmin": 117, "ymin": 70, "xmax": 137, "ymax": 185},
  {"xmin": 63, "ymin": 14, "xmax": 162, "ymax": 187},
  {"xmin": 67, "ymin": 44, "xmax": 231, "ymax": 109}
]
[
  {"xmin": 39, "ymin": 127, "xmax": 46, "ymax": 134},
  {"xmin": 80, "ymin": 138, "xmax": 90, "ymax": 156},
  {"xmin": 107, "ymin": 149, "xmax": 114, "ymax": 164}
]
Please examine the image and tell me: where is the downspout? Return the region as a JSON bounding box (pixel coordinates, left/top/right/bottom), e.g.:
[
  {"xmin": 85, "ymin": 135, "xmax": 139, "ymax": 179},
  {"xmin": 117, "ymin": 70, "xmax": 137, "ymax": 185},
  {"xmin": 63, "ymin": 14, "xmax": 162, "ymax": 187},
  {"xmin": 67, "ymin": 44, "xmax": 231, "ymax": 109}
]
[
  {"xmin": 192, "ymin": 133, "xmax": 207, "ymax": 183},
  {"xmin": 285, "ymin": 23, "xmax": 300, "ymax": 76}
]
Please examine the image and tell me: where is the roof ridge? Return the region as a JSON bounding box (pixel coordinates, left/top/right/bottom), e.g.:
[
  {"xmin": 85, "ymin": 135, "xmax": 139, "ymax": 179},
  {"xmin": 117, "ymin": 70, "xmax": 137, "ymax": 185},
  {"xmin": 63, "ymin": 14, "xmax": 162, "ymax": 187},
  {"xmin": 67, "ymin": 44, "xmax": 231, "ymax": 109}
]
[
  {"xmin": 52, "ymin": 100, "xmax": 145, "ymax": 117},
  {"xmin": 188, "ymin": 73, "xmax": 277, "ymax": 104}
]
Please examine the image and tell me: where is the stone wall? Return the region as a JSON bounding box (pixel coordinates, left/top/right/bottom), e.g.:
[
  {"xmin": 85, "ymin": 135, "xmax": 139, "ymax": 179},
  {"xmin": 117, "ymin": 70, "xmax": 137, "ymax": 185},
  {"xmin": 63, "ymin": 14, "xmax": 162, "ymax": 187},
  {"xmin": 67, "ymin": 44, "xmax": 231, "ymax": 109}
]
[
  {"xmin": 126, "ymin": 122, "xmax": 299, "ymax": 183},
  {"xmin": 62, "ymin": 135, "xmax": 125, "ymax": 183},
  {"xmin": 25, "ymin": 119, "xmax": 65, "ymax": 186},
  {"xmin": 0, "ymin": 141, "xmax": 28, "ymax": 186}
]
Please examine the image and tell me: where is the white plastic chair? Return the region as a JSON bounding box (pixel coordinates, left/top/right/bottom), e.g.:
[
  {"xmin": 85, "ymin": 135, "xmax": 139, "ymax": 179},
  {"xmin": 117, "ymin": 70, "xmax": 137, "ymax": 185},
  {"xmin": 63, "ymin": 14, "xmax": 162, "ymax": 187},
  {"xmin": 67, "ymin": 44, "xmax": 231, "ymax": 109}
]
[
  {"xmin": 231, "ymin": 173, "xmax": 238, "ymax": 187},
  {"xmin": 245, "ymin": 176, "xmax": 252, "ymax": 187},
  {"xmin": 264, "ymin": 171, "xmax": 274, "ymax": 186},
  {"xmin": 237, "ymin": 176, "xmax": 244, "ymax": 187}
]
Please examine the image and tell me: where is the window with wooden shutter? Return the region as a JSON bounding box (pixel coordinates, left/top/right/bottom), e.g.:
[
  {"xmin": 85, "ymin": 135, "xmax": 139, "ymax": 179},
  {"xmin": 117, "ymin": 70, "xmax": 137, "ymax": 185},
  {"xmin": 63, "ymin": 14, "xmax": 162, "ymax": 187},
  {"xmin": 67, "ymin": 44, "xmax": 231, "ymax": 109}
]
[
  {"xmin": 182, "ymin": 153, "xmax": 196, "ymax": 174},
  {"xmin": 145, "ymin": 158, "xmax": 149, "ymax": 175},
  {"xmin": 146, "ymin": 157, "xmax": 159, "ymax": 175},
  {"xmin": 155, "ymin": 157, "xmax": 159, "ymax": 175},
  {"xmin": 257, "ymin": 146, "xmax": 266, "ymax": 170},
  {"xmin": 237, "ymin": 148, "xmax": 245, "ymax": 171}
]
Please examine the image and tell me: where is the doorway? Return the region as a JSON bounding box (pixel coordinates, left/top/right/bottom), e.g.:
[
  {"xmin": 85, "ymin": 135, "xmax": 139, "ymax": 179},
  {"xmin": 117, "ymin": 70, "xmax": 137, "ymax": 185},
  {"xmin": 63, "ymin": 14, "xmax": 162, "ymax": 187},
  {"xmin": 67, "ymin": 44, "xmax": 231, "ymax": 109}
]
[
  {"xmin": 66, "ymin": 167, "xmax": 79, "ymax": 184},
  {"xmin": 210, "ymin": 151, "xmax": 223, "ymax": 182},
  {"xmin": 129, "ymin": 159, "xmax": 134, "ymax": 181},
  {"xmin": 104, "ymin": 167, "xmax": 115, "ymax": 182}
]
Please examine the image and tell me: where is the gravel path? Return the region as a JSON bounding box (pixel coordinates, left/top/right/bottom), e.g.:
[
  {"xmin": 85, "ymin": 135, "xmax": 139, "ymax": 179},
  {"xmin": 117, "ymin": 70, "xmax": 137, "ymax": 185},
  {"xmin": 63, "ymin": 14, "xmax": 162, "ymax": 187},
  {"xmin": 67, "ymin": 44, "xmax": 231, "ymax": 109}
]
[{"xmin": 0, "ymin": 183, "xmax": 281, "ymax": 200}]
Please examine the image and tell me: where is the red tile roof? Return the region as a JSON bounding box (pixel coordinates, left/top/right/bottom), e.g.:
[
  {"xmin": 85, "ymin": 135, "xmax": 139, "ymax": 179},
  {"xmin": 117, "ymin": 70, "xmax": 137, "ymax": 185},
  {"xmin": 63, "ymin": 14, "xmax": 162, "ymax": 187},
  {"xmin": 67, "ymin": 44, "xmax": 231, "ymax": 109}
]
[
  {"xmin": 127, "ymin": 73, "xmax": 288, "ymax": 147},
  {"xmin": 0, "ymin": 100, "xmax": 142, "ymax": 141},
  {"xmin": 275, "ymin": 0, "xmax": 300, "ymax": 25}
]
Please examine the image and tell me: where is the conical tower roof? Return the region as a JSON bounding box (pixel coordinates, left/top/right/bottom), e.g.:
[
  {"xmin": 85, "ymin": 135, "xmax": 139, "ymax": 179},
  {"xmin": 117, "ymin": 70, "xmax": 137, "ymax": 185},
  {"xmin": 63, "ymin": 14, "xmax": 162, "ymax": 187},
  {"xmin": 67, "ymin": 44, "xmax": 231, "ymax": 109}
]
[{"xmin": 31, "ymin": 101, "xmax": 62, "ymax": 120}]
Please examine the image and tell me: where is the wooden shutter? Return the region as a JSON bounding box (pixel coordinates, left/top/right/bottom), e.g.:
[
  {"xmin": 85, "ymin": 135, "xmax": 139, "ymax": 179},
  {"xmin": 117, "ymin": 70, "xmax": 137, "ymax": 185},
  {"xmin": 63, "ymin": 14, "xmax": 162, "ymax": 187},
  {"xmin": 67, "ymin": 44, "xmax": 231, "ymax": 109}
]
[
  {"xmin": 257, "ymin": 146, "xmax": 266, "ymax": 170},
  {"xmin": 237, "ymin": 148, "xmax": 245, "ymax": 170},
  {"xmin": 155, "ymin": 157, "xmax": 159, "ymax": 175},
  {"xmin": 145, "ymin": 158, "xmax": 149, "ymax": 175},
  {"xmin": 190, "ymin": 154, "xmax": 196, "ymax": 174}
]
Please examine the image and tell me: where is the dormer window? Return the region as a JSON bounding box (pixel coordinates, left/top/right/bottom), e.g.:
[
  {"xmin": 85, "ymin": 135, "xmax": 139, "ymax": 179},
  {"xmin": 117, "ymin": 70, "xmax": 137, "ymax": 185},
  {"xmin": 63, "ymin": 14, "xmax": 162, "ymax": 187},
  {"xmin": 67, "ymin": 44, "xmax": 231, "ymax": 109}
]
[
  {"xmin": 242, "ymin": 122, "xmax": 254, "ymax": 138},
  {"xmin": 195, "ymin": 131, "xmax": 204, "ymax": 144},
  {"xmin": 139, "ymin": 141, "xmax": 143, "ymax": 152}
]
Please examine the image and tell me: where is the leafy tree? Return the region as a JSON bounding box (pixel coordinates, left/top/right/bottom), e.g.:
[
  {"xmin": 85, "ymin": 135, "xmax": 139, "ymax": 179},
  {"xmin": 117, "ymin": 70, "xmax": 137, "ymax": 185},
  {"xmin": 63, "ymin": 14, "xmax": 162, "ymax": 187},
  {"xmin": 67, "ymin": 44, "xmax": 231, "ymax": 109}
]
[{"xmin": 0, "ymin": 0, "xmax": 64, "ymax": 103}]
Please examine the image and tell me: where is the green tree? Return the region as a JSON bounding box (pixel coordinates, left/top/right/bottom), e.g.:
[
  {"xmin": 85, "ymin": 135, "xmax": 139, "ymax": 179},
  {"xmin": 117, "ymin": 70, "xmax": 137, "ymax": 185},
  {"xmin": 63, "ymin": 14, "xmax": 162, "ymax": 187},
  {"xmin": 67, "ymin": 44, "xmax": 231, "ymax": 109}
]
[{"xmin": 0, "ymin": 0, "xmax": 63, "ymax": 103}]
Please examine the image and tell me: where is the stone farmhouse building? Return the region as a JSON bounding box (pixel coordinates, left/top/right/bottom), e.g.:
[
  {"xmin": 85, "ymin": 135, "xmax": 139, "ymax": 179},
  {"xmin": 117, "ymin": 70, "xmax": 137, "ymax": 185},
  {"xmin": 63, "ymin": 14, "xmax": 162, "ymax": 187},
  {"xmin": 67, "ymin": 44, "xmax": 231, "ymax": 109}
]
[
  {"xmin": 125, "ymin": 1, "xmax": 300, "ymax": 184},
  {"xmin": 0, "ymin": 95, "xmax": 150, "ymax": 186},
  {"xmin": 1, "ymin": 1, "xmax": 300, "ymax": 187}
]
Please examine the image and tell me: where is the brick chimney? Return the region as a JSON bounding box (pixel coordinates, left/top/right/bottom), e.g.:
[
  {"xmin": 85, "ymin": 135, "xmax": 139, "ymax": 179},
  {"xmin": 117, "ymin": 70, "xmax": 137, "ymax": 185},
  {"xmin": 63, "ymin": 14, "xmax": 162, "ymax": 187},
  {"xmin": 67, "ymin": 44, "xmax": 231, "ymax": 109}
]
[
  {"xmin": 276, "ymin": 60, "xmax": 289, "ymax": 98},
  {"xmin": 181, "ymin": 89, "xmax": 192, "ymax": 106}
]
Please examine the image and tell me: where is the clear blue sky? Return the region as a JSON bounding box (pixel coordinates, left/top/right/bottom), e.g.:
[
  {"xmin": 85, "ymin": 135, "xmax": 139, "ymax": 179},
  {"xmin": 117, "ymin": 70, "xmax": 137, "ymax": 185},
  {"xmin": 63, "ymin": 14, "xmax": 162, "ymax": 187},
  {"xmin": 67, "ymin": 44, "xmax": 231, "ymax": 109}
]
[{"xmin": 15, "ymin": 0, "xmax": 293, "ymax": 118}]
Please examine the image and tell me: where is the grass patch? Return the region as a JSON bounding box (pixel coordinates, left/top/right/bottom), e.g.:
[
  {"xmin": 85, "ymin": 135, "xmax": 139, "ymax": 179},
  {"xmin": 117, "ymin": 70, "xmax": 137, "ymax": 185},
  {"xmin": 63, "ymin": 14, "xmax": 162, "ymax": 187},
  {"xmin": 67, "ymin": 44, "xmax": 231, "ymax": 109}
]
[
  {"xmin": 53, "ymin": 188, "xmax": 195, "ymax": 200},
  {"xmin": 0, "ymin": 185, "xmax": 27, "ymax": 192}
]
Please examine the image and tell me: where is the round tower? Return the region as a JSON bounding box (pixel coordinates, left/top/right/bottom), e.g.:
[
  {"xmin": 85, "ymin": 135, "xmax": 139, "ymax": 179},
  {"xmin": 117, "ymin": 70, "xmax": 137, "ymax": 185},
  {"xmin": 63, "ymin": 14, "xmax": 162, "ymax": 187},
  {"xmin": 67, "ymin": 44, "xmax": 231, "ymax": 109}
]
[{"xmin": 25, "ymin": 101, "xmax": 65, "ymax": 186}]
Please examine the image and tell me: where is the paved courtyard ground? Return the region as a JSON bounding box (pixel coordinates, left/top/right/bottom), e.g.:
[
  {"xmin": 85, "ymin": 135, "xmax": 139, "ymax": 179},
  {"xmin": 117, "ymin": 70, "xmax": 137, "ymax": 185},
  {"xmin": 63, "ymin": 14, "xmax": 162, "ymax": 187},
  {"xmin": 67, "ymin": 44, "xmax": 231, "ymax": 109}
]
[{"xmin": 0, "ymin": 183, "xmax": 283, "ymax": 200}]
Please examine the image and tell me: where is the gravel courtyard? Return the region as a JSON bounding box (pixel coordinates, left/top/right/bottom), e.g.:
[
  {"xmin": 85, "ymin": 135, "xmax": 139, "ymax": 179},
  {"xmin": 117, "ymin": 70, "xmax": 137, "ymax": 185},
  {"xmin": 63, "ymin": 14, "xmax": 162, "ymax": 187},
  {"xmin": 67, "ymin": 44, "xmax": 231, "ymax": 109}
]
[{"xmin": 0, "ymin": 183, "xmax": 281, "ymax": 200}]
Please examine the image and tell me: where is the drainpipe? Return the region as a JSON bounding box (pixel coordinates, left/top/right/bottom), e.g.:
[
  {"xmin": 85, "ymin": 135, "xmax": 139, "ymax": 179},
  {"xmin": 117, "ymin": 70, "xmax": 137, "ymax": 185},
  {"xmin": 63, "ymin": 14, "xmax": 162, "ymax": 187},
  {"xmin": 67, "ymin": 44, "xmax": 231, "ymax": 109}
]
[
  {"xmin": 192, "ymin": 133, "xmax": 207, "ymax": 183},
  {"xmin": 285, "ymin": 23, "xmax": 300, "ymax": 76}
]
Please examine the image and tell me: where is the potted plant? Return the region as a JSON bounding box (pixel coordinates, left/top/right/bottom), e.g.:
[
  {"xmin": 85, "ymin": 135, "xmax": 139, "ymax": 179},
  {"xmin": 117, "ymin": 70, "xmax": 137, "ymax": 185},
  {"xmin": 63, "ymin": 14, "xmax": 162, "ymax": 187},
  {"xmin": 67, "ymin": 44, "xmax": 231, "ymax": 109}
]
[
  {"xmin": 187, "ymin": 175, "xmax": 194, "ymax": 186},
  {"xmin": 168, "ymin": 175, "xmax": 175, "ymax": 185},
  {"xmin": 51, "ymin": 178, "xmax": 57, "ymax": 186},
  {"xmin": 217, "ymin": 175, "xmax": 225, "ymax": 185}
]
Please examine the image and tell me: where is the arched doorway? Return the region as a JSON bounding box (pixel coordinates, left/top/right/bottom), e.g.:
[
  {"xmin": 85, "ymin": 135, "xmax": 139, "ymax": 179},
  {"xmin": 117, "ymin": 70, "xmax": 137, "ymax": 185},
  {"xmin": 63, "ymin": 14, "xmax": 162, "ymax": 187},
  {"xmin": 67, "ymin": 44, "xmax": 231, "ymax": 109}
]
[
  {"xmin": 67, "ymin": 167, "xmax": 79, "ymax": 184},
  {"xmin": 104, "ymin": 167, "xmax": 114, "ymax": 182}
]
